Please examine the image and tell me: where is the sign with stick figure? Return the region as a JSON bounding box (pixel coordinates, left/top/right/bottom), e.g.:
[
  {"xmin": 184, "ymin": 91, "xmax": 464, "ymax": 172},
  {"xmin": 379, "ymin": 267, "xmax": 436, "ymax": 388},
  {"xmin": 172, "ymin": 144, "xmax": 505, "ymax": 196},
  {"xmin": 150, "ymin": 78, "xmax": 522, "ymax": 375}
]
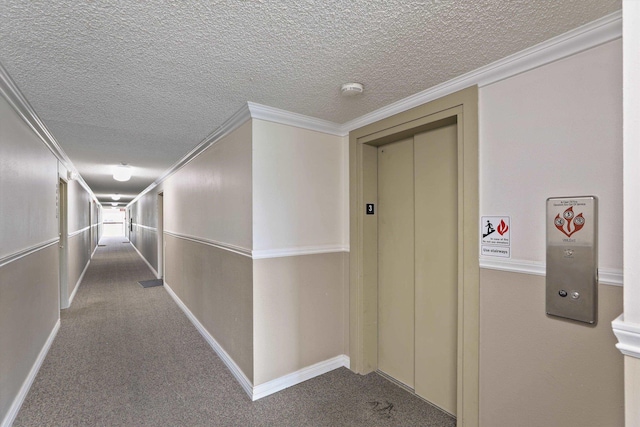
[{"xmin": 481, "ymin": 216, "xmax": 511, "ymax": 257}]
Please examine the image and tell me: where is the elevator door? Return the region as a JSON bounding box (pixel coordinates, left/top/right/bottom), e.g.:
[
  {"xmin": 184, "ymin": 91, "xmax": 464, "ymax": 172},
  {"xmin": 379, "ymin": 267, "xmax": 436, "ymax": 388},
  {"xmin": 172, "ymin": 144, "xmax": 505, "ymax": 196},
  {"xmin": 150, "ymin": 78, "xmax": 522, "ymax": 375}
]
[{"xmin": 377, "ymin": 123, "xmax": 458, "ymax": 415}]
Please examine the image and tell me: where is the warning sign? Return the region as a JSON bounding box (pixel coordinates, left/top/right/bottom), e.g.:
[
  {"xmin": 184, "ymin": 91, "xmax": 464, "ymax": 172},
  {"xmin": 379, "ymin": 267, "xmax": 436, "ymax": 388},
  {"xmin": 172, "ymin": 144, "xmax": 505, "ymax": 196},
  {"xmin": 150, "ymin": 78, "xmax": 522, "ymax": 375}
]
[
  {"xmin": 481, "ymin": 246, "xmax": 511, "ymax": 258},
  {"xmin": 481, "ymin": 216, "xmax": 511, "ymax": 258}
]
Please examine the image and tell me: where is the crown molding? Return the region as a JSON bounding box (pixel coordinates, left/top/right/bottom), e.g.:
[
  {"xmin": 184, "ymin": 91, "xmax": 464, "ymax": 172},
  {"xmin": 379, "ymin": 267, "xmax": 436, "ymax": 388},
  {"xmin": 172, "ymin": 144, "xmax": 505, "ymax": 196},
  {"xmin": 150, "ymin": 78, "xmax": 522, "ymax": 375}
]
[
  {"xmin": 0, "ymin": 63, "xmax": 97, "ymax": 200},
  {"xmin": 340, "ymin": 10, "xmax": 622, "ymax": 133},
  {"xmin": 129, "ymin": 103, "xmax": 253, "ymax": 206},
  {"xmin": 128, "ymin": 10, "xmax": 621, "ymax": 207},
  {"xmin": 248, "ymin": 102, "xmax": 346, "ymax": 136},
  {"xmin": 128, "ymin": 102, "xmax": 347, "ymax": 207}
]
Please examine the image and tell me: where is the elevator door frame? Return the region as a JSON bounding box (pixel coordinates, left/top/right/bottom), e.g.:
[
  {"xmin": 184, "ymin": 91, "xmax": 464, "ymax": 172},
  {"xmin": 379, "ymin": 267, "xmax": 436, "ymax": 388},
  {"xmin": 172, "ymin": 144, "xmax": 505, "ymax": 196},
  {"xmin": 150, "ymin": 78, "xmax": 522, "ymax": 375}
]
[{"xmin": 349, "ymin": 86, "xmax": 479, "ymax": 426}]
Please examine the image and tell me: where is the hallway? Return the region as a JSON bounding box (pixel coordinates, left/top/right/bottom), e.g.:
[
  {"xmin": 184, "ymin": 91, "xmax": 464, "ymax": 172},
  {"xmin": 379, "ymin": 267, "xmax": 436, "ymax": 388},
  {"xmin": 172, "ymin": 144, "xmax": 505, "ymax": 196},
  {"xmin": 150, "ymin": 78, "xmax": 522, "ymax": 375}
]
[{"xmin": 14, "ymin": 237, "xmax": 454, "ymax": 427}]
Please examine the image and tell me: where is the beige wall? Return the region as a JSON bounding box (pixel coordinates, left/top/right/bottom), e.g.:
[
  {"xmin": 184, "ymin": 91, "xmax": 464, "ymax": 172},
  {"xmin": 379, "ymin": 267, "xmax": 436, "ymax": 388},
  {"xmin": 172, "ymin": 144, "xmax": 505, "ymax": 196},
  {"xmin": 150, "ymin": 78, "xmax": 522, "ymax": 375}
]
[
  {"xmin": 626, "ymin": 356, "xmax": 640, "ymax": 426},
  {"xmin": 146, "ymin": 122, "xmax": 255, "ymax": 380},
  {"xmin": 66, "ymin": 179, "xmax": 92, "ymax": 299},
  {"xmin": 164, "ymin": 120, "xmax": 252, "ymax": 251},
  {"xmin": 624, "ymin": 0, "xmax": 640, "ymax": 324},
  {"xmin": 0, "ymin": 94, "xmax": 61, "ymax": 424},
  {"xmin": 478, "ymin": 40, "xmax": 624, "ymax": 425},
  {"xmin": 0, "ymin": 245, "xmax": 59, "ymax": 423},
  {"xmin": 130, "ymin": 117, "xmax": 349, "ymax": 390},
  {"xmin": 250, "ymin": 120, "xmax": 348, "ymax": 384},
  {"xmin": 623, "ymin": 3, "xmax": 640, "ymax": 427},
  {"xmin": 253, "ymin": 252, "xmax": 347, "ymax": 385},
  {"xmin": 479, "ymin": 270, "xmax": 623, "ymax": 427},
  {"xmin": 164, "ymin": 234, "xmax": 253, "ymax": 381},
  {"xmin": 129, "ymin": 189, "xmax": 160, "ymax": 272},
  {"xmin": 0, "ymin": 96, "xmax": 58, "ymax": 259},
  {"xmin": 91, "ymin": 200, "xmax": 100, "ymax": 253},
  {"xmin": 480, "ymin": 39, "xmax": 622, "ymax": 268},
  {"xmin": 252, "ymin": 119, "xmax": 348, "ymax": 253},
  {"xmin": 67, "ymin": 230, "xmax": 90, "ymax": 300},
  {"xmin": 67, "ymin": 180, "xmax": 90, "ymax": 235}
]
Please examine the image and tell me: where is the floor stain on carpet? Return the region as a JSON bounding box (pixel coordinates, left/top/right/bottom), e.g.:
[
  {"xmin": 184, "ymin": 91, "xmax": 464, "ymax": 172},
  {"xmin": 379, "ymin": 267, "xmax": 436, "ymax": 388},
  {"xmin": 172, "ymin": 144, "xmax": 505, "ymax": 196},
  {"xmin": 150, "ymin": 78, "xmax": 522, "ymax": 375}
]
[{"xmin": 369, "ymin": 400, "xmax": 396, "ymax": 419}]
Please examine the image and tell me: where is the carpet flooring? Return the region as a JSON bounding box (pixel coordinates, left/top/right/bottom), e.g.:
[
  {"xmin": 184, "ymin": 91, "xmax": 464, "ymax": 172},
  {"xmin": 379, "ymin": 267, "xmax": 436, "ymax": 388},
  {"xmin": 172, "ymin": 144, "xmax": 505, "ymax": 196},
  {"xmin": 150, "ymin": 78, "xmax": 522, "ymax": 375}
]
[{"xmin": 14, "ymin": 236, "xmax": 455, "ymax": 427}]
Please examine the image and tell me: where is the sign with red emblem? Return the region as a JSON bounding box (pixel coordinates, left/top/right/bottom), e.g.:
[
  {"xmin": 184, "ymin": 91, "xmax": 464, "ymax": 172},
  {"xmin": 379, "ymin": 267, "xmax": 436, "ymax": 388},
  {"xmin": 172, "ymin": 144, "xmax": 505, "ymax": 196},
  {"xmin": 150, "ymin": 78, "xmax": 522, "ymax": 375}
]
[{"xmin": 481, "ymin": 216, "xmax": 511, "ymax": 257}]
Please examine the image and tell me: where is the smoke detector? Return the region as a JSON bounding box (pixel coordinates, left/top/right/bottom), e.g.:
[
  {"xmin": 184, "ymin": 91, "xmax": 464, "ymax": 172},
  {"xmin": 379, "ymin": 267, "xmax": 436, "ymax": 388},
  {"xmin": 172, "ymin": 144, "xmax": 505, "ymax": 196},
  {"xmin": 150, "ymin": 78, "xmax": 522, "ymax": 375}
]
[{"xmin": 341, "ymin": 82, "xmax": 364, "ymax": 96}]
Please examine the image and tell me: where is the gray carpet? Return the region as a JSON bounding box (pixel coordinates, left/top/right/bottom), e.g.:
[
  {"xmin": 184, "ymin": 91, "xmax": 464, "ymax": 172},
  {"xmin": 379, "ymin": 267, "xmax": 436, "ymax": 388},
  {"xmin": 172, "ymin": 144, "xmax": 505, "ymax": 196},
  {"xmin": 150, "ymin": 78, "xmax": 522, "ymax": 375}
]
[{"xmin": 14, "ymin": 237, "xmax": 455, "ymax": 427}]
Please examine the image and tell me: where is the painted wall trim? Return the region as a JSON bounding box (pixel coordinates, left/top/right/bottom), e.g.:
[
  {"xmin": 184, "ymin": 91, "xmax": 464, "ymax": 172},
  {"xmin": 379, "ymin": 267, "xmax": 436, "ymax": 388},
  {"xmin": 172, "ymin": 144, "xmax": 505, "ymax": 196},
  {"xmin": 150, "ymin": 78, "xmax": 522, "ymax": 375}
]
[
  {"xmin": 252, "ymin": 245, "xmax": 350, "ymax": 259},
  {"xmin": 612, "ymin": 315, "xmax": 640, "ymax": 359},
  {"xmin": 340, "ymin": 10, "xmax": 621, "ymax": 133},
  {"xmin": 0, "ymin": 63, "xmax": 96, "ymax": 200},
  {"xmin": 67, "ymin": 258, "xmax": 91, "ymax": 308},
  {"xmin": 0, "ymin": 238, "xmax": 59, "ymax": 269},
  {"xmin": 164, "ymin": 230, "xmax": 348, "ymax": 259},
  {"xmin": 130, "ymin": 241, "xmax": 159, "ymax": 278},
  {"xmin": 163, "ymin": 281, "xmax": 254, "ymax": 399},
  {"xmin": 248, "ymin": 102, "xmax": 346, "ymax": 136},
  {"xmin": 253, "ymin": 355, "xmax": 350, "ymax": 401},
  {"xmin": 128, "ymin": 11, "xmax": 621, "ymax": 210},
  {"xmin": 479, "ymin": 258, "xmax": 623, "ymax": 287},
  {"xmin": 165, "ymin": 279, "xmax": 350, "ymax": 402},
  {"xmin": 133, "ymin": 223, "xmax": 158, "ymax": 232},
  {"xmin": 68, "ymin": 225, "xmax": 91, "ymax": 238},
  {"xmin": 164, "ymin": 231, "xmax": 252, "ymax": 258},
  {"xmin": 1, "ymin": 319, "xmax": 60, "ymax": 427}
]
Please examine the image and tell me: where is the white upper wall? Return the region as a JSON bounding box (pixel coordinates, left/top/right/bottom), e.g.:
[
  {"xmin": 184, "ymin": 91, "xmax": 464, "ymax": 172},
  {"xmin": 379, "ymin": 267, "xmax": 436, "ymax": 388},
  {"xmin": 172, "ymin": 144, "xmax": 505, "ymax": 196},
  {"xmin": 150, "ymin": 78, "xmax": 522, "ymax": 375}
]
[
  {"xmin": 67, "ymin": 179, "xmax": 91, "ymax": 233},
  {"xmin": 163, "ymin": 120, "xmax": 253, "ymax": 251},
  {"xmin": 0, "ymin": 95, "xmax": 58, "ymax": 258},
  {"xmin": 623, "ymin": 0, "xmax": 640, "ymax": 320},
  {"xmin": 252, "ymin": 119, "xmax": 348, "ymax": 255},
  {"xmin": 480, "ymin": 39, "xmax": 622, "ymax": 270}
]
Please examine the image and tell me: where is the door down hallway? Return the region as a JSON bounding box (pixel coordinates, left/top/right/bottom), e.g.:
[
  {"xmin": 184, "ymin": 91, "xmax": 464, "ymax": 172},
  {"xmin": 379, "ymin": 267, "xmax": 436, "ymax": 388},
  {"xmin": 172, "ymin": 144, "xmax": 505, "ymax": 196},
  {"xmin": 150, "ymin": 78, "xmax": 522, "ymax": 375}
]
[{"xmin": 14, "ymin": 237, "xmax": 455, "ymax": 427}]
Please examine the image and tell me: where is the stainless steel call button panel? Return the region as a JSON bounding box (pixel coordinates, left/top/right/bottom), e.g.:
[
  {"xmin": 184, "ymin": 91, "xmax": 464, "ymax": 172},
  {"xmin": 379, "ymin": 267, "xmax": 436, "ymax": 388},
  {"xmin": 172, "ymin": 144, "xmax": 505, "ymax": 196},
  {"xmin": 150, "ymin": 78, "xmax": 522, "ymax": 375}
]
[{"xmin": 546, "ymin": 196, "xmax": 598, "ymax": 324}]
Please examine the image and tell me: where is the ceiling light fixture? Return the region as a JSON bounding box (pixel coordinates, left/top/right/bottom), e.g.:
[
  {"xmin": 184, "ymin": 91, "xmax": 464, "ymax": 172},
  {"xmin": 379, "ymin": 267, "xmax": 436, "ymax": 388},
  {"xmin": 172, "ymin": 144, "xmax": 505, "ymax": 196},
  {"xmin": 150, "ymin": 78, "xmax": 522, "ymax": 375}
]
[
  {"xmin": 111, "ymin": 202, "xmax": 118, "ymax": 206},
  {"xmin": 341, "ymin": 82, "xmax": 364, "ymax": 96},
  {"xmin": 113, "ymin": 163, "xmax": 132, "ymax": 182},
  {"xmin": 111, "ymin": 194, "xmax": 121, "ymax": 201}
]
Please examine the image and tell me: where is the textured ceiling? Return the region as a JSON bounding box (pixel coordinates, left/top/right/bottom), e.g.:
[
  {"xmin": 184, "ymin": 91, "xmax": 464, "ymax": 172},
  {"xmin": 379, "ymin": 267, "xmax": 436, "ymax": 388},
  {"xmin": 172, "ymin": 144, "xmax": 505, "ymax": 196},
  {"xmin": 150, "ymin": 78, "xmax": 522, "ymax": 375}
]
[{"xmin": 0, "ymin": 0, "xmax": 620, "ymax": 205}]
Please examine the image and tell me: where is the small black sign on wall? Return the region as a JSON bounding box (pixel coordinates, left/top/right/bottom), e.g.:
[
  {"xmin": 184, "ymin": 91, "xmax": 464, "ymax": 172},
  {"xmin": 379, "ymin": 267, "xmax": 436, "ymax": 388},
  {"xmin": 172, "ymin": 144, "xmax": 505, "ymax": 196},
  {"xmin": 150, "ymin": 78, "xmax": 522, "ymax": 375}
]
[{"xmin": 366, "ymin": 204, "xmax": 375, "ymax": 215}]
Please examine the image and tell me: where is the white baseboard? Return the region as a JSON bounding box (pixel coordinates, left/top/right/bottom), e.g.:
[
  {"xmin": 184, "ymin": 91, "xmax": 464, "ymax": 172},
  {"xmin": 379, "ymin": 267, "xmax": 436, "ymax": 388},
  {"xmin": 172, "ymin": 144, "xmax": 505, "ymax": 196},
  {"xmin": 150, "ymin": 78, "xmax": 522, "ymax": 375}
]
[
  {"xmin": 67, "ymin": 258, "xmax": 90, "ymax": 308},
  {"xmin": 1, "ymin": 319, "xmax": 60, "ymax": 427},
  {"xmin": 163, "ymin": 281, "xmax": 350, "ymax": 401},
  {"xmin": 130, "ymin": 242, "xmax": 159, "ymax": 278},
  {"xmin": 163, "ymin": 281, "xmax": 254, "ymax": 398},
  {"xmin": 252, "ymin": 354, "xmax": 350, "ymax": 401}
]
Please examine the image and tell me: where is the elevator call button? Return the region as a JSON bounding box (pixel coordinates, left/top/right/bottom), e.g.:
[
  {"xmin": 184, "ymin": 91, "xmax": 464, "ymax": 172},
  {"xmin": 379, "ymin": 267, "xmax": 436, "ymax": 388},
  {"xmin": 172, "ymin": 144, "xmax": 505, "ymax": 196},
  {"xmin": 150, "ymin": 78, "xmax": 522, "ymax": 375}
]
[{"xmin": 546, "ymin": 196, "xmax": 598, "ymax": 324}]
